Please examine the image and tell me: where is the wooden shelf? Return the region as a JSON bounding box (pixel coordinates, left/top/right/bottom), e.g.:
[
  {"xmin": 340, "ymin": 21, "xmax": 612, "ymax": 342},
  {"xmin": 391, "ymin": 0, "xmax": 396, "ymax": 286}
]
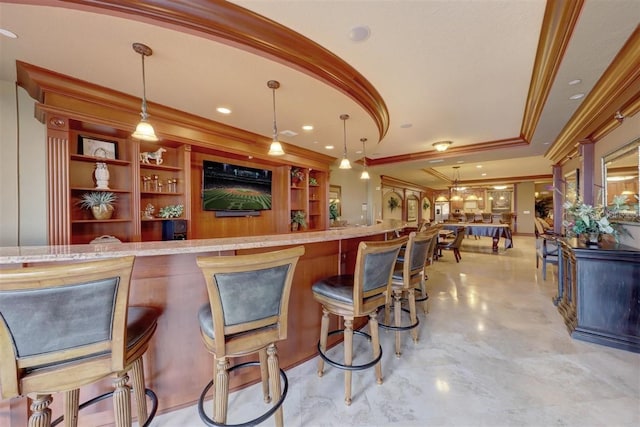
[
  {"xmin": 71, "ymin": 187, "xmax": 130, "ymax": 193},
  {"xmin": 139, "ymin": 163, "xmax": 182, "ymax": 172},
  {"xmin": 70, "ymin": 154, "xmax": 131, "ymax": 166},
  {"xmin": 71, "ymin": 218, "xmax": 131, "ymax": 224}
]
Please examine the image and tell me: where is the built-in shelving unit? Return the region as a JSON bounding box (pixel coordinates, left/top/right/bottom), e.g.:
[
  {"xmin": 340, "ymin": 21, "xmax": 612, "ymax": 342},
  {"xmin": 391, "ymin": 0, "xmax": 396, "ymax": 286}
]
[{"xmin": 18, "ymin": 60, "xmax": 331, "ymax": 244}]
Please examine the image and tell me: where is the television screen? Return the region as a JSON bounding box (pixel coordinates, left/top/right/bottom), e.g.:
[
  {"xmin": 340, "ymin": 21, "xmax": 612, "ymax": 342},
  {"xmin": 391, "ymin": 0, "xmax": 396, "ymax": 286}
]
[{"xmin": 202, "ymin": 160, "xmax": 272, "ymax": 211}]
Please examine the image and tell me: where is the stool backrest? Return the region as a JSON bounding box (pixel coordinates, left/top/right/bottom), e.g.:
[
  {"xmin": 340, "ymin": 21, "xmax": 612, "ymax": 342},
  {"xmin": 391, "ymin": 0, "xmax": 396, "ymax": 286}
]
[
  {"xmin": 397, "ymin": 231, "xmax": 435, "ymax": 289},
  {"xmin": 353, "ymin": 236, "xmax": 407, "ymax": 315},
  {"xmin": 0, "ymin": 256, "xmax": 135, "ymax": 398},
  {"xmin": 196, "ymin": 246, "xmax": 304, "ymax": 355},
  {"xmin": 426, "ymin": 225, "xmax": 443, "ymax": 264}
]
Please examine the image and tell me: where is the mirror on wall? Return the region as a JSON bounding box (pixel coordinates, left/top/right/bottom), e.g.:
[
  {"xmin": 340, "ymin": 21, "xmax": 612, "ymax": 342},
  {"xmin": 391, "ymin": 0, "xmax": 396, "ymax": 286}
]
[
  {"xmin": 602, "ymin": 136, "xmax": 639, "ymax": 222},
  {"xmin": 329, "ymin": 185, "xmax": 342, "ymax": 223}
]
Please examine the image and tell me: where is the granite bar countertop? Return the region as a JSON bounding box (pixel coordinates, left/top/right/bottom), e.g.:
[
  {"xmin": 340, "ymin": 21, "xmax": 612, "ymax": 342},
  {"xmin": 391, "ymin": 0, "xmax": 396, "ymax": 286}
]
[{"xmin": 0, "ymin": 221, "xmax": 404, "ymax": 264}]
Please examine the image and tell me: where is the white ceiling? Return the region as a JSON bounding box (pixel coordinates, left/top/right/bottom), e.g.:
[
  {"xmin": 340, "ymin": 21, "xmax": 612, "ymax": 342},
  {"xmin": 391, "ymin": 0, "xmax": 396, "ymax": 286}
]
[{"xmin": 1, "ymin": 1, "xmax": 638, "ymax": 189}]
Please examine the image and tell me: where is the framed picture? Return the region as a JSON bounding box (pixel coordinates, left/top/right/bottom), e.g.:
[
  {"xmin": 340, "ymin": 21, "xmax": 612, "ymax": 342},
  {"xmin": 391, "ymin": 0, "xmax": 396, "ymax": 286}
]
[
  {"xmin": 78, "ymin": 136, "xmax": 118, "ymax": 159},
  {"xmin": 407, "ymin": 197, "xmax": 418, "ymax": 221}
]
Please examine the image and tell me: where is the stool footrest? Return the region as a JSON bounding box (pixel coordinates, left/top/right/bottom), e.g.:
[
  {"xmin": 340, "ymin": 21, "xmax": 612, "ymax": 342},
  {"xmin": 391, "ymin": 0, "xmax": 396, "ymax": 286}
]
[
  {"xmin": 317, "ymin": 329, "xmax": 383, "ymax": 371},
  {"xmin": 51, "ymin": 388, "xmax": 158, "ymax": 427},
  {"xmin": 197, "ymin": 361, "xmax": 288, "ymax": 427},
  {"xmin": 377, "ymin": 307, "xmax": 420, "ymax": 332}
]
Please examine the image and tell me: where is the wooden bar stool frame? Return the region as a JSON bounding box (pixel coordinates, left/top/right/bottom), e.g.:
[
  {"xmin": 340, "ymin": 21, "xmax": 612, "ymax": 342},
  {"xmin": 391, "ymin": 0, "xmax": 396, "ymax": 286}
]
[
  {"xmin": 312, "ymin": 236, "xmax": 407, "ymax": 405},
  {"xmin": 380, "ymin": 230, "xmax": 436, "ymax": 356},
  {"xmin": 196, "ymin": 246, "xmax": 305, "ymax": 427},
  {"xmin": 0, "ymin": 256, "xmax": 157, "ymax": 427}
]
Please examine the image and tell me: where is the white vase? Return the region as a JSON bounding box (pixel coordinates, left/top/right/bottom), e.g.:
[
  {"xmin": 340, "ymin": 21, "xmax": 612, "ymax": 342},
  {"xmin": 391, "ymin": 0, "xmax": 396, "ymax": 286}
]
[{"xmin": 94, "ymin": 162, "xmax": 110, "ymax": 189}]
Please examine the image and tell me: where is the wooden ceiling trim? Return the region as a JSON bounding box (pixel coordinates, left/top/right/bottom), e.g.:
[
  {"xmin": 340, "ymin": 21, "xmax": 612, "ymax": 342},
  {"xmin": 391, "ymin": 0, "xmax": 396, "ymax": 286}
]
[
  {"xmin": 546, "ymin": 26, "xmax": 640, "ymax": 163},
  {"xmin": 19, "ymin": 61, "xmax": 334, "ymax": 169},
  {"xmin": 590, "ymin": 91, "xmax": 640, "ymax": 143},
  {"xmin": 58, "ymin": 0, "xmax": 389, "ymax": 141},
  {"xmin": 368, "ymin": 136, "xmax": 528, "ymax": 166},
  {"xmin": 521, "ymin": 0, "xmax": 584, "ymax": 142},
  {"xmin": 380, "ymin": 176, "xmax": 428, "ymax": 193}
]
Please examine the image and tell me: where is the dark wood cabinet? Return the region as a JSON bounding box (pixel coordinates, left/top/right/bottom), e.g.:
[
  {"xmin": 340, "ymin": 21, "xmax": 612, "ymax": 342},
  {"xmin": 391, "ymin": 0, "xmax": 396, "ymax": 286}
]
[{"xmin": 555, "ymin": 238, "xmax": 640, "ymax": 353}]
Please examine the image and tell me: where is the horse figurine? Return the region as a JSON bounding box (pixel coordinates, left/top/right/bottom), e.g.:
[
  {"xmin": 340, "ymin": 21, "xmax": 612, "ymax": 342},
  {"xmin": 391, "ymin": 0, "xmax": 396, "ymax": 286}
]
[{"xmin": 140, "ymin": 147, "xmax": 167, "ymax": 165}]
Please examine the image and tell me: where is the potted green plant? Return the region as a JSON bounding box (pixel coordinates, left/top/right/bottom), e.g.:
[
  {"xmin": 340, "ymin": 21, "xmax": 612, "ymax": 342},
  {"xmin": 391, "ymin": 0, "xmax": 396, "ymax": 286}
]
[
  {"xmin": 158, "ymin": 204, "xmax": 184, "ymax": 218},
  {"xmin": 79, "ymin": 191, "xmax": 117, "ymax": 220},
  {"xmin": 388, "ymin": 196, "xmax": 400, "ymax": 212},
  {"xmin": 291, "ymin": 210, "xmax": 307, "ymax": 231}
]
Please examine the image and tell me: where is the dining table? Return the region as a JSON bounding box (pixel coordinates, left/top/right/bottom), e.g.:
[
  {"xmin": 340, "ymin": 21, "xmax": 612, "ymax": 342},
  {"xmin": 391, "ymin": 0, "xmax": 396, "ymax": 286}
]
[{"xmin": 442, "ymin": 222, "xmax": 513, "ymax": 252}]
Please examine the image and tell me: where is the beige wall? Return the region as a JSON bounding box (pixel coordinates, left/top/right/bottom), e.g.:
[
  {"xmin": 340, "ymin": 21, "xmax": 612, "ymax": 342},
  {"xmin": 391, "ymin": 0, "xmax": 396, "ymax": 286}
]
[
  {"xmin": 0, "ymin": 83, "xmax": 47, "ymax": 246},
  {"xmin": 515, "ymin": 181, "xmax": 535, "ymax": 234},
  {"xmin": 329, "ymin": 166, "xmax": 374, "ymax": 226}
]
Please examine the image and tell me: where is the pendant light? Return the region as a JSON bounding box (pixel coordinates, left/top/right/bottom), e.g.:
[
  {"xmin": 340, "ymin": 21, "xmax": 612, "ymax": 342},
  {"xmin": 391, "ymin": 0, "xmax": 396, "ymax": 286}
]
[
  {"xmin": 131, "ymin": 43, "xmax": 159, "ymax": 141},
  {"xmin": 360, "ymin": 137, "xmax": 370, "ymax": 180},
  {"xmin": 267, "ymin": 80, "xmax": 285, "ymax": 156},
  {"xmin": 339, "ymin": 114, "xmax": 351, "ymax": 169}
]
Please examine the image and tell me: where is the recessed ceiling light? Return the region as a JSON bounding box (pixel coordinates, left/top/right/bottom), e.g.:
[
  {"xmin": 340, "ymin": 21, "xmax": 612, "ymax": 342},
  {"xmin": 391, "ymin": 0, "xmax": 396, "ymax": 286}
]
[
  {"xmin": 349, "ymin": 26, "xmax": 370, "ymax": 42},
  {"xmin": 428, "ymin": 159, "xmax": 444, "ymax": 164},
  {"xmin": 216, "ymin": 107, "xmax": 231, "ymax": 114},
  {"xmin": 481, "ymin": 173, "xmax": 487, "ymax": 176},
  {"xmin": 400, "ymin": 123, "xmax": 412, "ymax": 129},
  {"xmin": 476, "ymin": 165, "xmax": 482, "ymax": 168},
  {"xmin": 568, "ymin": 79, "xmax": 581, "ymax": 85},
  {"xmin": 569, "ymin": 93, "xmax": 585, "ymax": 100},
  {"xmin": 456, "ymin": 160, "xmax": 464, "ymax": 164},
  {"xmin": 0, "ymin": 28, "xmax": 18, "ymax": 39},
  {"xmin": 543, "ymin": 141, "xmax": 550, "ymax": 145},
  {"xmin": 280, "ymin": 130, "xmax": 298, "ymax": 137},
  {"xmin": 302, "ymin": 125, "xmax": 314, "ymax": 131},
  {"xmin": 325, "ymin": 145, "xmax": 334, "ymax": 150}
]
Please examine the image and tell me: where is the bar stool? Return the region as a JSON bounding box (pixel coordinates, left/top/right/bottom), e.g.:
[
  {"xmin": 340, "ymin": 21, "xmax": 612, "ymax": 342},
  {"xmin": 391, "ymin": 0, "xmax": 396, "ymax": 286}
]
[
  {"xmin": 415, "ymin": 224, "xmax": 442, "ymax": 313},
  {"xmin": 0, "ymin": 256, "xmax": 159, "ymax": 427},
  {"xmin": 195, "ymin": 246, "xmax": 305, "ymax": 426},
  {"xmin": 381, "ymin": 230, "xmax": 434, "ymax": 357},
  {"xmin": 312, "ymin": 236, "xmax": 407, "ymax": 405}
]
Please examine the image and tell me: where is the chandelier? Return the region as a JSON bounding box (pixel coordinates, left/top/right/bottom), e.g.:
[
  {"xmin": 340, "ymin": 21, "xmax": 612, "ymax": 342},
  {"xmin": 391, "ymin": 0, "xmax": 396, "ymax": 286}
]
[{"xmin": 450, "ymin": 166, "xmax": 465, "ymax": 201}]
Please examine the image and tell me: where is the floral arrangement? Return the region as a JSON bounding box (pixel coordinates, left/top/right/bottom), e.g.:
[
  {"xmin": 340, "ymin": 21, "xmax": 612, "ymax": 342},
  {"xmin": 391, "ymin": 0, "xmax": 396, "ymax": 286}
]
[
  {"xmin": 563, "ymin": 195, "xmax": 628, "ymax": 240},
  {"xmin": 158, "ymin": 204, "xmax": 184, "ymax": 218},
  {"xmin": 291, "ymin": 167, "xmax": 305, "ymax": 184}
]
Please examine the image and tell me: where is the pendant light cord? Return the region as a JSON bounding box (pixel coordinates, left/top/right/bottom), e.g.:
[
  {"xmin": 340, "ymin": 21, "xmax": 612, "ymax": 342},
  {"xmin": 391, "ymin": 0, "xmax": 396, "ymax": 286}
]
[
  {"xmin": 140, "ymin": 53, "xmax": 148, "ymax": 119},
  {"xmin": 272, "ymin": 87, "xmax": 278, "ymax": 140}
]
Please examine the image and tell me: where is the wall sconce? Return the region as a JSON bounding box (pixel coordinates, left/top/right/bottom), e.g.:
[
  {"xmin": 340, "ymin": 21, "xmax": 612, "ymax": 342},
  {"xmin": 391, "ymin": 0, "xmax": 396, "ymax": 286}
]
[
  {"xmin": 131, "ymin": 43, "xmax": 159, "ymax": 141},
  {"xmin": 267, "ymin": 80, "xmax": 285, "ymax": 156}
]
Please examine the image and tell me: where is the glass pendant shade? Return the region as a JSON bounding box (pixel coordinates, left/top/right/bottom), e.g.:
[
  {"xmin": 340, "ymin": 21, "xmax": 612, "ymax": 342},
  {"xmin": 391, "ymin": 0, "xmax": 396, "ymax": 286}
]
[
  {"xmin": 268, "ymin": 140, "xmax": 285, "ymax": 156},
  {"xmin": 339, "ymin": 157, "xmax": 352, "ymax": 169},
  {"xmin": 360, "ymin": 170, "xmax": 370, "ymax": 180},
  {"xmin": 132, "ymin": 118, "xmax": 158, "ymax": 141}
]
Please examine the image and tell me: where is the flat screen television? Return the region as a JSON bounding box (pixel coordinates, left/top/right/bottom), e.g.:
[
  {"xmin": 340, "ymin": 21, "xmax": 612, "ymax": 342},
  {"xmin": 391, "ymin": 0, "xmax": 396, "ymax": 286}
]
[{"xmin": 202, "ymin": 160, "xmax": 272, "ymax": 211}]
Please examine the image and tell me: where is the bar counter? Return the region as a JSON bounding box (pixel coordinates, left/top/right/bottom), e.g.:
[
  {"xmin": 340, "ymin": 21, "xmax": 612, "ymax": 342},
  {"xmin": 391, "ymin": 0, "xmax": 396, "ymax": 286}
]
[{"xmin": 0, "ymin": 221, "xmax": 403, "ymax": 425}]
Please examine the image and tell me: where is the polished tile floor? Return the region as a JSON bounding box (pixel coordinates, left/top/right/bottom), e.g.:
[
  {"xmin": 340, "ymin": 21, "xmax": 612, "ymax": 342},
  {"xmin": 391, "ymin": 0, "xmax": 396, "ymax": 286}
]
[{"xmin": 148, "ymin": 235, "xmax": 640, "ymax": 427}]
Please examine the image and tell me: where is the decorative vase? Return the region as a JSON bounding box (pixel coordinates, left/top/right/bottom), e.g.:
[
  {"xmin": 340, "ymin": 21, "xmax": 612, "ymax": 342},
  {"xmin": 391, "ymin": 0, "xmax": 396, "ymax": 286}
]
[
  {"xmin": 92, "ymin": 204, "xmax": 114, "ymax": 220},
  {"xmin": 291, "ymin": 222, "xmax": 299, "ymax": 232},
  {"xmin": 94, "ymin": 162, "xmax": 110, "ymax": 189},
  {"xmin": 586, "ymin": 231, "xmax": 600, "ymax": 245}
]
